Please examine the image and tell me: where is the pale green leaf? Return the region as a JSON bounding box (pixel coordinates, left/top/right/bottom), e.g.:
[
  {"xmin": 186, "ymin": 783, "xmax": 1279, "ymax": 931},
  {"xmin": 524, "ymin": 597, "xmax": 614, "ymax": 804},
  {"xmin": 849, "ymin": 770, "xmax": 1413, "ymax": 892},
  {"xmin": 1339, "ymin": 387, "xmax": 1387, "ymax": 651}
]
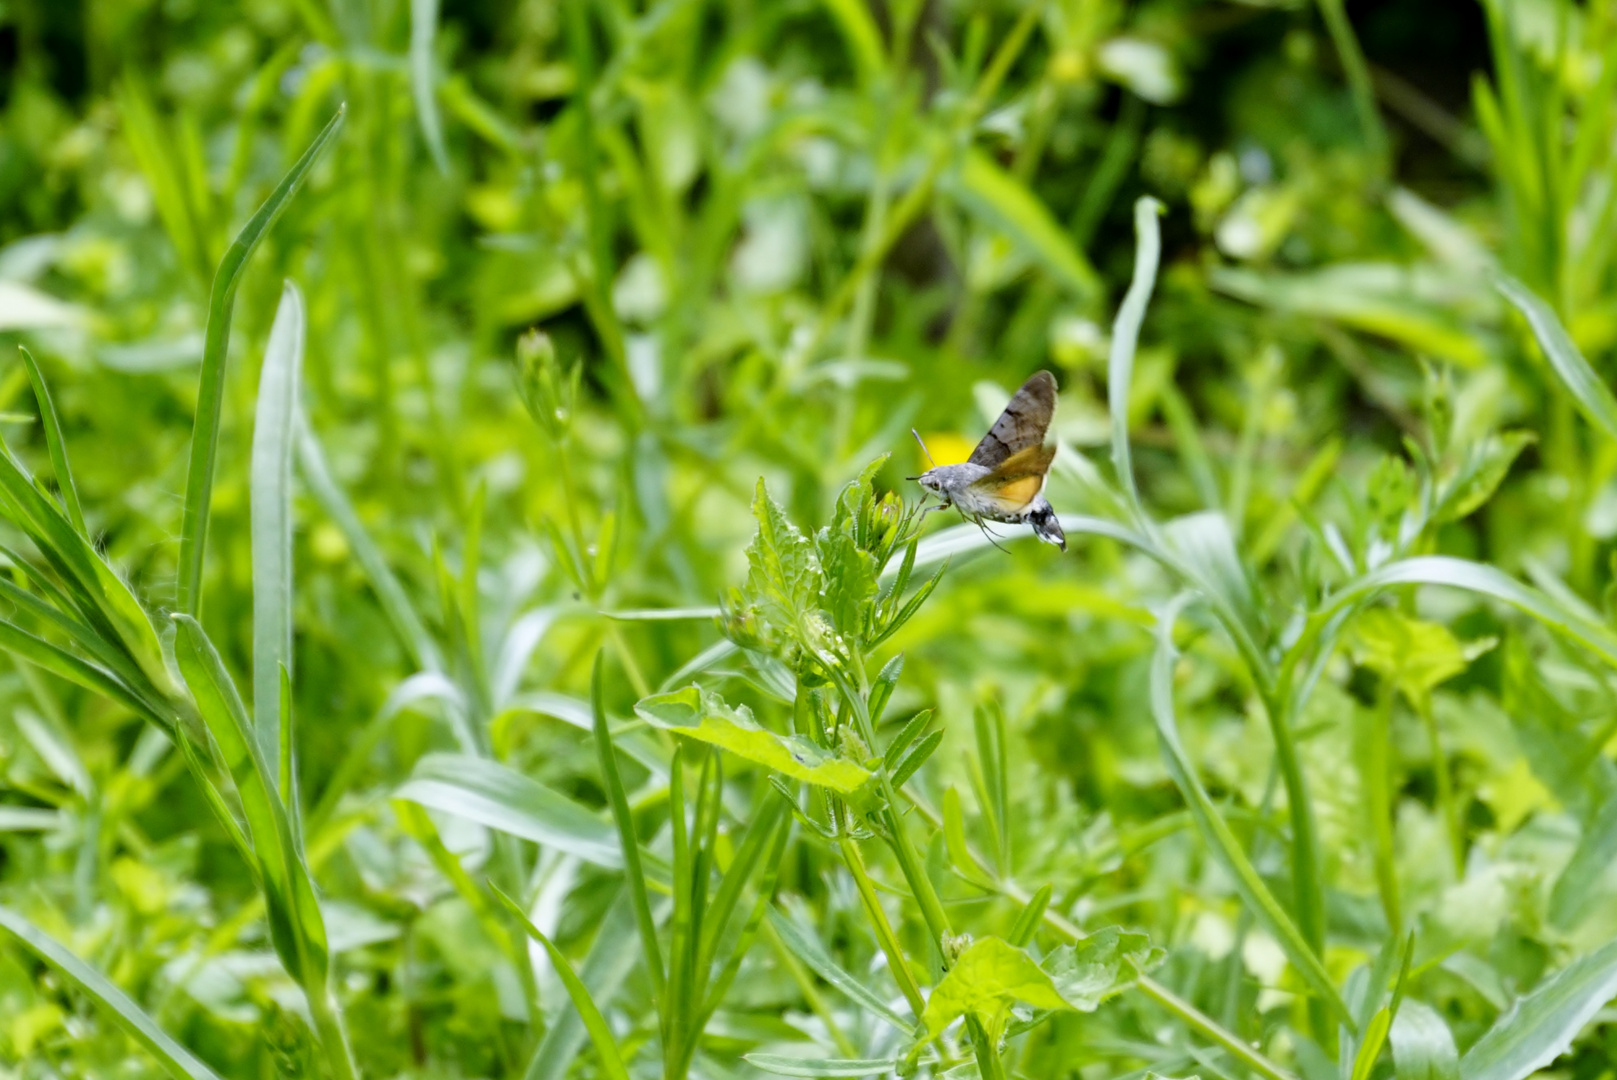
[
  {"xmin": 1391, "ymin": 1000, "xmax": 1460, "ymax": 1080},
  {"xmin": 636, "ymin": 686, "xmax": 875, "ymax": 800},
  {"xmin": 1459, "ymin": 937, "xmax": 1617, "ymax": 1080}
]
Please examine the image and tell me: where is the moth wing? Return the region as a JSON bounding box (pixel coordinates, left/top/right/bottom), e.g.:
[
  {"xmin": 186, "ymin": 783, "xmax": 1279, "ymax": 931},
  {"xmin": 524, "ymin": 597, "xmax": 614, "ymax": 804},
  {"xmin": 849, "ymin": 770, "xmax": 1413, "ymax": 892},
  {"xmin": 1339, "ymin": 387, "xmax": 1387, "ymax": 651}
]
[
  {"xmin": 966, "ymin": 444, "xmax": 1056, "ymax": 515},
  {"xmin": 968, "ymin": 370, "xmax": 1057, "ymax": 468}
]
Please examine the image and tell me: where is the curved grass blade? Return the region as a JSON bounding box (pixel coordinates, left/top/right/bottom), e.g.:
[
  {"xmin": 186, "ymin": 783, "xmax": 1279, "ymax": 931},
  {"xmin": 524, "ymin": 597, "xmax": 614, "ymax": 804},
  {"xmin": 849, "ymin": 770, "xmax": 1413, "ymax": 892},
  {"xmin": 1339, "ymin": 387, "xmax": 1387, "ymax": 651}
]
[
  {"xmin": 395, "ymin": 751, "xmax": 627, "ymax": 871},
  {"xmin": 766, "ymin": 905, "xmax": 913, "ymax": 1032},
  {"xmin": 0, "ymin": 904, "xmax": 226, "ymax": 1080},
  {"xmin": 1496, "ymin": 273, "xmax": 1617, "ymax": 444},
  {"xmin": 177, "ymin": 104, "xmax": 344, "ymax": 618},
  {"xmin": 409, "ymin": 0, "xmax": 450, "ymax": 174},
  {"xmin": 521, "ymin": 891, "xmax": 640, "ymax": 1080},
  {"xmin": 172, "ymin": 614, "xmax": 328, "ymax": 990},
  {"xmin": 1109, "ymin": 196, "xmax": 1165, "ymax": 521},
  {"xmin": 491, "ymin": 885, "xmax": 631, "ymax": 1080},
  {"xmin": 296, "ymin": 414, "xmax": 441, "ymax": 672},
  {"xmin": 17, "ymin": 346, "xmax": 84, "ymax": 535},
  {"xmin": 251, "ymin": 281, "xmax": 304, "ymax": 781}
]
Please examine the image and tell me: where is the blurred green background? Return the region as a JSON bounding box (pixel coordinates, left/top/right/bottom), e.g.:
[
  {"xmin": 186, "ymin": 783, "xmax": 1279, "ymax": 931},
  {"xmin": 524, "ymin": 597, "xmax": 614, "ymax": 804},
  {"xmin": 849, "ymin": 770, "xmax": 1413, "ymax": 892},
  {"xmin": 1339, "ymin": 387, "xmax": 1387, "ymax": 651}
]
[{"xmin": 7, "ymin": 0, "xmax": 1617, "ymax": 1077}]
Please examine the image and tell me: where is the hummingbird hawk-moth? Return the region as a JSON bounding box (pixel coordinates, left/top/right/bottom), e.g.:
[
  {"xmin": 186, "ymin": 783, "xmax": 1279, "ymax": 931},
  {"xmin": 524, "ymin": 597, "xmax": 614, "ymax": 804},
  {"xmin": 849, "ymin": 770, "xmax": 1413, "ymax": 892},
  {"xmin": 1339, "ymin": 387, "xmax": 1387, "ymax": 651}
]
[{"xmin": 910, "ymin": 370, "xmax": 1066, "ymax": 551}]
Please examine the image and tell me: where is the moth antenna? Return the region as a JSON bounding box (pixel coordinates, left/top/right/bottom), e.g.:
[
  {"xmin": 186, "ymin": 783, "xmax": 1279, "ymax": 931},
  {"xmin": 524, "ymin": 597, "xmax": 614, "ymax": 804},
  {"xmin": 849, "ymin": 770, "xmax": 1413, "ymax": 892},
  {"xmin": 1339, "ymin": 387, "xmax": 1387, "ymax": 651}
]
[{"xmin": 911, "ymin": 428, "xmax": 936, "ymax": 468}]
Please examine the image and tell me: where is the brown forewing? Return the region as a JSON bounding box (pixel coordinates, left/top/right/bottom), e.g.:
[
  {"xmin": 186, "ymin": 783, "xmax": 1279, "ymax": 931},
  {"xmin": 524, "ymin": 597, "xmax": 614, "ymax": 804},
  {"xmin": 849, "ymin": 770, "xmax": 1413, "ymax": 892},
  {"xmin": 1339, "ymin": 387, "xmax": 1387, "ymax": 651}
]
[{"xmin": 967, "ymin": 370, "xmax": 1057, "ymax": 468}]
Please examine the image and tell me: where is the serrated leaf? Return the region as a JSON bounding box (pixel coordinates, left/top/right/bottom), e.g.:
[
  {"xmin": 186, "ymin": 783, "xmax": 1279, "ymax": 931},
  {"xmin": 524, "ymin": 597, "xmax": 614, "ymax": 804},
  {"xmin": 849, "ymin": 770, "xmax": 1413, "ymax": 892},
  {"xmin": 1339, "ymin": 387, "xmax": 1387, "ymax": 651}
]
[
  {"xmin": 635, "ymin": 686, "xmax": 875, "ymax": 801},
  {"xmin": 817, "ymin": 527, "xmax": 877, "ymax": 641},
  {"xmin": 747, "ymin": 478, "xmax": 820, "ymax": 623},
  {"xmin": 918, "ymin": 937, "xmax": 1076, "ymax": 1045},
  {"xmin": 1041, "ymin": 926, "xmax": 1161, "ymax": 1011}
]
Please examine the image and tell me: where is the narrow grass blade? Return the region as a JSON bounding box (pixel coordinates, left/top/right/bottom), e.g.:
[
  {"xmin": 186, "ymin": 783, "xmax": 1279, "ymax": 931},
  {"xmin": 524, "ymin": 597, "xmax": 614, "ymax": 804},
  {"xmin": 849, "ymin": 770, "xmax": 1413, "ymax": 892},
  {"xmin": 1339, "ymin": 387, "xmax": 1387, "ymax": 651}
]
[
  {"xmin": 395, "ymin": 752, "xmax": 626, "ymax": 871},
  {"xmin": 1109, "ymin": 196, "xmax": 1165, "ymax": 520},
  {"xmin": 522, "ymin": 891, "xmax": 640, "ymax": 1080},
  {"xmin": 952, "ymin": 148, "xmax": 1101, "ymax": 302},
  {"xmin": 0, "ymin": 618, "xmax": 159, "ymax": 724},
  {"xmin": 492, "ymin": 886, "xmax": 632, "ymax": 1080},
  {"xmin": 0, "ymin": 443, "xmax": 170, "ymax": 693},
  {"xmin": 1550, "ymin": 792, "xmax": 1617, "ymax": 930},
  {"xmin": 177, "ymin": 105, "xmax": 344, "ymax": 618},
  {"xmin": 251, "ymin": 281, "xmax": 303, "ymax": 781},
  {"xmin": 296, "ymin": 415, "xmax": 440, "ymax": 672},
  {"xmin": 1496, "ymin": 273, "xmax": 1617, "ymax": 444},
  {"xmin": 1151, "ymin": 597, "xmax": 1353, "ymax": 1027},
  {"xmin": 172, "ymin": 614, "xmax": 327, "ymax": 989},
  {"xmin": 410, "ymin": 0, "xmax": 450, "ymax": 174},
  {"xmin": 592, "ymin": 655, "xmax": 665, "ymax": 996},
  {"xmin": 1460, "ymin": 936, "xmax": 1617, "ymax": 1080},
  {"xmin": 766, "ymin": 906, "xmax": 913, "ymax": 1031},
  {"xmin": 17, "ymin": 347, "xmax": 84, "ymax": 535},
  {"xmin": 0, "ymin": 904, "xmax": 226, "ymax": 1080}
]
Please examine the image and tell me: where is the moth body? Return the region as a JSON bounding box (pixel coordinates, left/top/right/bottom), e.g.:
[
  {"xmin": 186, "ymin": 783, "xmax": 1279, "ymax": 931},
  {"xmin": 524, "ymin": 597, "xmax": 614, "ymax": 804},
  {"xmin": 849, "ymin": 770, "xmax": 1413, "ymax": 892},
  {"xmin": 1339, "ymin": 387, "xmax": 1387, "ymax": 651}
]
[{"xmin": 911, "ymin": 370, "xmax": 1067, "ymax": 551}]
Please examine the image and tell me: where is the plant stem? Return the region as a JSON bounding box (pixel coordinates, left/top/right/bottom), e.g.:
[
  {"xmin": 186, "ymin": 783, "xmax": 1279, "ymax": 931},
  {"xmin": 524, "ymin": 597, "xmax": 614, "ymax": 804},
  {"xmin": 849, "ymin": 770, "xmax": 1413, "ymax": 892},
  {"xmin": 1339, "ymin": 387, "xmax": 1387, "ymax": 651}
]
[
  {"xmin": 837, "ymin": 834, "xmax": 927, "ymax": 1018},
  {"xmin": 307, "ymin": 984, "xmax": 361, "ymax": 1080},
  {"xmin": 1365, "ymin": 683, "xmax": 1402, "ymax": 935},
  {"xmin": 1416, "ymin": 692, "xmax": 1465, "ymax": 877}
]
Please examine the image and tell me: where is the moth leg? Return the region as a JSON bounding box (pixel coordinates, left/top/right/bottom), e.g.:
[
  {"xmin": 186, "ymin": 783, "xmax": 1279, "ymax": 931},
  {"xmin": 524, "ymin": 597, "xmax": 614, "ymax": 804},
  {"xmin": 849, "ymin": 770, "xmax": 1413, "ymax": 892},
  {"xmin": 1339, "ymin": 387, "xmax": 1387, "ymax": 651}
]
[{"xmin": 966, "ymin": 511, "xmax": 1012, "ymax": 554}]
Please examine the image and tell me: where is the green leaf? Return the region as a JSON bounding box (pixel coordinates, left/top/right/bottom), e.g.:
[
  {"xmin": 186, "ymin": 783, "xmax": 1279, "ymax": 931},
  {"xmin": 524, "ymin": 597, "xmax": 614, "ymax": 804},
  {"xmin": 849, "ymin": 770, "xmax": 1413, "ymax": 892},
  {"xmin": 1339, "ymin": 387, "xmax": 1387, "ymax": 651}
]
[
  {"xmin": 1040, "ymin": 926, "xmax": 1162, "ymax": 1011},
  {"xmin": 890, "ymin": 729, "xmax": 941, "ymax": 790},
  {"xmin": 918, "ymin": 936, "xmax": 1071, "ymax": 1044},
  {"xmin": 1435, "ymin": 430, "xmax": 1533, "ymax": 522},
  {"xmin": 521, "ymin": 892, "xmax": 640, "ymax": 1080},
  {"xmin": 251, "ymin": 281, "xmax": 303, "ymax": 782},
  {"xmin": 1213, "ymin": 264, "xmax": 1490, "ymax": 368},
  {"xmin": 493, "ymin": 886, "xmax": 631, "ymax": 1080},
  {"xmin": 1550, "ymin": 791, "xmax": 1617, "ymax": 930},
  {"xmin": 950, "ymin": 148, "xmax": 1102, "ymax": 302},
  {"xmin": 395, "ymin": 752, "xmax": 624, "ymax": 870},
  {"xmin": 17, "ymin": 347, "xmax": 85, "ymax": 536},
  {"xmin": 409, "ymin": 0, "xmax": 450, "ymax": 174},
  {"xmin": 1322, "ymin": 556, "xmax": 1617, "ymax": 671},
  {"xmin": 1351, "ymin": 1007, "xmax": 1393, "ymax": 1080},
  {"xmin": 1459, "ymin": 936, "xmax": 1617, "ymax": 1080},
  {"xmin": 744, "ymin": 1056, "xmax": 899, "ymax": 1078},
  {"xmin": 817, "ymin": 527, "xmax": 877, "ymax": 641},
  {"xmin": 178, "ymin": 104, "xmax": 344, "ymax": 618},
  {"xmin": 635, "ymin": 686, "xmax": 876, "ymax": 801},
  {"xmin": 172, "ymin": 614, "xmax": 327, "ymax": 989},
  {"xmin": 818, "ymin": 0, "xmax": 884, "ymax": 84},
  {"xmin": 0, "ymin": 904, "xmax": 226, "ymax": 1080},
  {"xmin": 1109, "ymin": 196, "xmax": 1165, "ymax": 518},
  {"xmin": 1391, "ymin": 1000, "xmax": 1460, "ymax": 1080},
  {"xmin": 1350, "ymin": 608, "xmax": 1491, "ymax": 700},
  {"xmin": 296, "ymin": 416, "xmax": 441, "ymax": 672},
  {"xmin": 748, "ymin": 478, "xmax": 820, "ymax": 622},
  {"xmin": 1497, "ymin": 273, "xmax": 1617, "ymax": 444}
]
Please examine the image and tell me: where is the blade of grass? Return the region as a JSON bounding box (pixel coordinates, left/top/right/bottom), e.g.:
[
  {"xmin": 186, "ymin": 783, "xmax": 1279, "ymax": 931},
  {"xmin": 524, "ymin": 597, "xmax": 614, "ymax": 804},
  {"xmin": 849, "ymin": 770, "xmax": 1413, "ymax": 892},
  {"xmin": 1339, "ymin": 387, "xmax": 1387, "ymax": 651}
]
[
  {"xmin": 296, "ymin": 414, "xmax": 441, "ymax": 672},
  {"xmin": 1109, "ymin": 196, "xmax": 1166, "ymax": 524},
  {"xmin": 0, "ymin": 904, "xmax": 227, "ymax": 1080},
  {"xmin": 592, "ymin": 652, "xmax": 666, "ymax": 996},
  {"xmin": 522, "ymin": 891, "xmax": 641, "ymax": 1080},
  {"xmin": 177, "ymin": 104, "xmax": 344, "ymax": 618},
  {"xmin": 1496, "ymin": 273, "xmax": 1617, "ymax": 444},
  {"xmin": 492, "ymin": 885, "xmax": 632, "ymax": 1080},
  {"xmin": 16, "ymin": 347, "xmax": 84, "ymax": 536},
  {"xmin": 410, "ymin": 0, "xmax": 450, "ymax": 174},
  {"xmin": 251, "ymin": 282, "xmax": 304, "ymax": 785}
]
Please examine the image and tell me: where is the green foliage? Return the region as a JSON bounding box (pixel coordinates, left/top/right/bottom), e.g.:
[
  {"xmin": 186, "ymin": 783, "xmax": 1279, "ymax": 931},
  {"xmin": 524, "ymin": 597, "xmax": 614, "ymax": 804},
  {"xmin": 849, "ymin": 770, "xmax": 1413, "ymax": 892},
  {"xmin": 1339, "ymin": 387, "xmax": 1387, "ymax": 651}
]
[{"xmin": 11, "ymin": 2, "xmax": 1617, "ymax": 1079}]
